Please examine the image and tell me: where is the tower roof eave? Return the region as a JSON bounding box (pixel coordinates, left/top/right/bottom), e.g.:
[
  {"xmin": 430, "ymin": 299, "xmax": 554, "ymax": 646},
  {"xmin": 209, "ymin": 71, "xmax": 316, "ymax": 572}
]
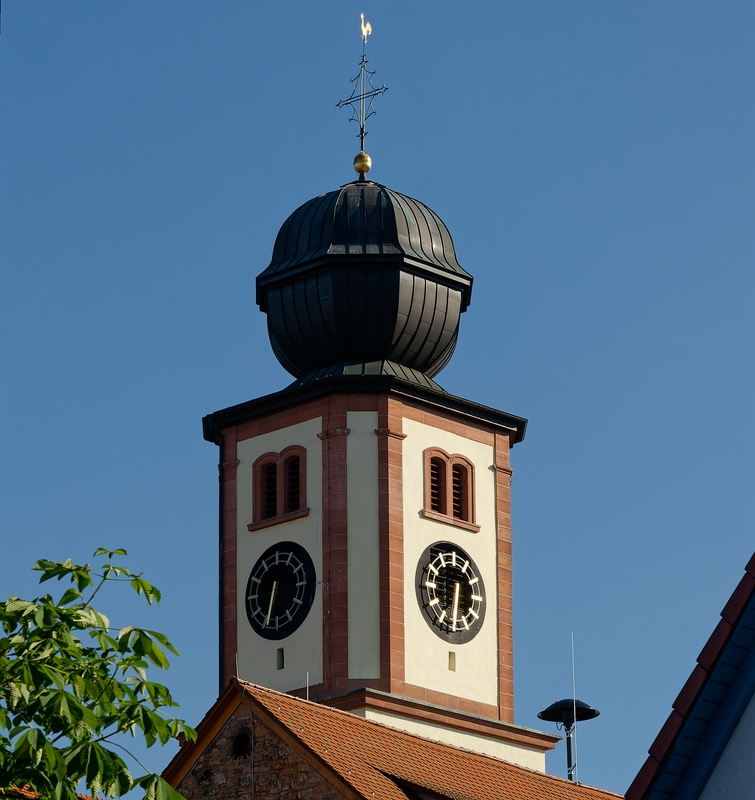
[{"xmin": 202, "ymin": 375, "xmax": 527, "ymax": 446}]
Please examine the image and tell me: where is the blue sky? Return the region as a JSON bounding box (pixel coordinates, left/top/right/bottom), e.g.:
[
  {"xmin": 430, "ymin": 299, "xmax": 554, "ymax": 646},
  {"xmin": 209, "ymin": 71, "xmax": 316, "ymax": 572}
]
[{"xmin": 2, "ymin": 2, "xmax": 753, "ymax": 794}]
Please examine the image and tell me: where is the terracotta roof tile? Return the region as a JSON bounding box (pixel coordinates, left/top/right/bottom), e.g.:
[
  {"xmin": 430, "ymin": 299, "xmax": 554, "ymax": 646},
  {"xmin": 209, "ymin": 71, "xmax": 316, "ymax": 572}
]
[
  {"xmin": 238, "ymin": 681, "xmax": 621, "ymax": 800},
  {"xmin": 0, "ymin": 788, "xmax": 94, "ymax": 800}
]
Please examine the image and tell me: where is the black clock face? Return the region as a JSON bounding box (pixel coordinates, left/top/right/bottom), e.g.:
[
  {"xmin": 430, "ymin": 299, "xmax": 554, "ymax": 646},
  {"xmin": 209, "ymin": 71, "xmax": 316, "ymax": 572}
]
[
  {"xmin": 245, "ymin": 542, "xmax": 316, "ymax": 640},
  {"xmin": 416, "ymin": 542, "xmax": 485, "ymax": 644}
]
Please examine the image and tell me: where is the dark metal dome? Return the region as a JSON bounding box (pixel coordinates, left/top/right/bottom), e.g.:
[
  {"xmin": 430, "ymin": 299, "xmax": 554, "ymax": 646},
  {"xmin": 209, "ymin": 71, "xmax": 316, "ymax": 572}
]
[{"xmin": 256, "ymin": 180, "xmax": 473, "ymax": 385}]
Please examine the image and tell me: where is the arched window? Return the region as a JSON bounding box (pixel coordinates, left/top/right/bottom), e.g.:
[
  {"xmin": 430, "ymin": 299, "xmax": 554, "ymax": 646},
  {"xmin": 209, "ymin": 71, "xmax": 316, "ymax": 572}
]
[
  {"xmin": 422, "ymin": 448, "xmax": 479, "ymax": 532},
  {"xmin": 249, "ymin": 446, "xmax": 308, "ymax": 530}
]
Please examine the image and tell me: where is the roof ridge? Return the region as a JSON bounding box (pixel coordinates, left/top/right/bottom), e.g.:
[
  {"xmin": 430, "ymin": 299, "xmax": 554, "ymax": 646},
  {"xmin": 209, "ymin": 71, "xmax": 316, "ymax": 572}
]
[
  {"xmin": 238, "ymin": 680, "xmax": 529, "ymax": 767},
  {"xmin": 238, "ymin": 680, "xmax": 623, "ymax": 797}
]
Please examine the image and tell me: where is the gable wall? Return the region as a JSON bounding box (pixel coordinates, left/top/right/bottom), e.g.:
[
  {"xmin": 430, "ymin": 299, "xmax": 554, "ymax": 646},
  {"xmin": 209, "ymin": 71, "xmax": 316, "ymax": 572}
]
[
  {"xmin": 699, "ymin": 690, "xmax": 755, "ymax": 800},
  {"xmin": 178, "ymin": 707, "xmax": 347, "ymax": 800}
]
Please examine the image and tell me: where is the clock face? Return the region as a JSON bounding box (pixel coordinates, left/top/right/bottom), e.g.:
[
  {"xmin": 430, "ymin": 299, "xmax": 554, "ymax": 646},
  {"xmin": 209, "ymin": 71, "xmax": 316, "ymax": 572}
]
[
  {"xmin": 245, "ymin": 542, "xmax": 316, "ymax": 640},
  {"xmin": 416, "ymin": 542, "xmax": 485, "ymax": 643}
]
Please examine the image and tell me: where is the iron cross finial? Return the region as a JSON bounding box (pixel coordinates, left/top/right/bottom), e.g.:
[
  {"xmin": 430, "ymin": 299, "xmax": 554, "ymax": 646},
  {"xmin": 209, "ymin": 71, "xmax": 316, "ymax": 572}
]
[{"xmin": 336, "ymin": 12, "xmax": 388, "ymax": 170}]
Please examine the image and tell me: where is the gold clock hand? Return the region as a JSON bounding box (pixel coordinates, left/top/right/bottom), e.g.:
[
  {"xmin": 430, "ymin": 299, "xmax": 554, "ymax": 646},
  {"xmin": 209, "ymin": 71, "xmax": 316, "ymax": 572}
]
[
  {"xmin": 451, "ymin": 581, "xmax": 460, "ymax": 630},
  {"xmin": 265, "ymin": 580, "xmax": 278, "ymax": 626}
]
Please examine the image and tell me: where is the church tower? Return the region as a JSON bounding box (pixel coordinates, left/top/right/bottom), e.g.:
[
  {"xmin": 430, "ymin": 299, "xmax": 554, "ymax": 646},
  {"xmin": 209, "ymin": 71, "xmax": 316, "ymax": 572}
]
[
  {"xmin": 202, "ymin": 28, "xmax": 555, "ymax": 769},
  {"xmin": 202, "ymin": 172, "xmax": 557, "ymax": 764}
]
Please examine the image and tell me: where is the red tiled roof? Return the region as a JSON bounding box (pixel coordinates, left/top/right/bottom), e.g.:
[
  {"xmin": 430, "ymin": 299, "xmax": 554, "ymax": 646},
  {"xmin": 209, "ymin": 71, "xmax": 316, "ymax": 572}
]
[
  {"xmin": 1, "ymin": 788, "xmax": 94, "ymax": 800},
  {"xmin": 165, "ymin": 679, "xmax": 621, "ymax": 800},
  {"xmin": 625, "ymin": 552, "xmax": 755, "ymax": 800},
  {"xmin": 1, "ymin": 788, "xmax": 38, "ymax": 799}
]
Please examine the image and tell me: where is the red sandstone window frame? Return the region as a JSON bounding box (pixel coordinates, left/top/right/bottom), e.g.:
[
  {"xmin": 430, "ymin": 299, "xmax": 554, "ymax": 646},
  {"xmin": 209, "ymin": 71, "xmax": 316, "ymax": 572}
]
[
  {"xmin": 248, "ymin": 445, "xmax": 309, "ymax": 531},
  {"xmin": 421, "ymin": 447, "xmax": 479, "ymax": 532}
]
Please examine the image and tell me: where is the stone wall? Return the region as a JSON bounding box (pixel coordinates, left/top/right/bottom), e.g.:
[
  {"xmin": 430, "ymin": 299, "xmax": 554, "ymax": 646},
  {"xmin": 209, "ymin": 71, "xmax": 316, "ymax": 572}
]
[{"xmin": 178, "ymin": 705, "xmax": 345, "ymax": 800}]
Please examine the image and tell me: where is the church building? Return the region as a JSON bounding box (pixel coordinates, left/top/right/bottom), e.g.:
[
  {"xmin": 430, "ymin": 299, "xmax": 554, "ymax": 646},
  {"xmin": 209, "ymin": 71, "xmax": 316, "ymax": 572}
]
[
  {"xmin": 163, "ymin": 27, "xmax": 621, "ymax": 798},
  {"xmin": 163, "ymin": 153, "xmax": 622, "ymax": 799}
]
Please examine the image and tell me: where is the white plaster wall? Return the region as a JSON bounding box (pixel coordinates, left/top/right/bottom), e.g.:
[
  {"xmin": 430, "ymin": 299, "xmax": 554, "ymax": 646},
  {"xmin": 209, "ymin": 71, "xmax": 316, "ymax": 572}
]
[
  {"xmin": 699, "ymin": 690, "xmax": 755, "ymax": 800},
  {"xmin": 235, "ymin": 417, "xmax": 323, "ymax": 692},
  {"xmin": 402, "ymin": 417, "xmax": 498, "ymax": 706},
  {"xmin": 346, "ymin": 411, "xmax": 381, "ymax": 679},
  {"xmin": 355, "ymin": 708, "xmax": 546, "ymax": 771}
]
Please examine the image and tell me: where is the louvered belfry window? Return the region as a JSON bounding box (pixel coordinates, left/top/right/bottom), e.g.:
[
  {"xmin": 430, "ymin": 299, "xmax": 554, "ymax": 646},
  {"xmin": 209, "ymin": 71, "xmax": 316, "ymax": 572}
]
[
  {"xmin": 451, "ymin": 463, "xmax": 468, "ymax": 520},
  {"xmin": 261, "ymin": 462, "xmax": 278, "ymax": 520},
  {"xmin": 429, "ymin": 457, "xmax": 446, "ymax": 514},
  {"xmin": 284, "ymin": 455, "xmax": 301, "ymax": 514},
  {"xmin": 423, "ymin": 448, "xmax": 477, "ymax": 530},
  {"xmin": 252, "ymin": 446, "xmax": 307, "ymax": 527}
]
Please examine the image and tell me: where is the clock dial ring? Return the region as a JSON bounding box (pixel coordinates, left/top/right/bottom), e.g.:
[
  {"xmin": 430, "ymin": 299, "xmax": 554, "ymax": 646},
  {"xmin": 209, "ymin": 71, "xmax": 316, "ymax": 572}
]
[
  {"xmin": 416, "ymin": 542, "xmax": 485, "ymax": 644},
  {"xmin": 245, "ymin": 541, "xmax": 316, "ymax": 641}
]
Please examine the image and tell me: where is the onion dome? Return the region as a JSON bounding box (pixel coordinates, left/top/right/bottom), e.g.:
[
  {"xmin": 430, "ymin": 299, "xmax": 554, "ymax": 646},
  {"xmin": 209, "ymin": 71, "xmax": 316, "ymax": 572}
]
[{"xmin": 256, "ymin": 180, "xmax": 473, "ymax": 386}]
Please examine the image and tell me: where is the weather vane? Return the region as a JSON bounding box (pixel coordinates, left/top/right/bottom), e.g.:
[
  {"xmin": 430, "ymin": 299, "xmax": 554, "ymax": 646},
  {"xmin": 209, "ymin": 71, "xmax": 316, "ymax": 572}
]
[{"xmin": 336, "ymin": 13, "xmax": 388, "ymax": 179}]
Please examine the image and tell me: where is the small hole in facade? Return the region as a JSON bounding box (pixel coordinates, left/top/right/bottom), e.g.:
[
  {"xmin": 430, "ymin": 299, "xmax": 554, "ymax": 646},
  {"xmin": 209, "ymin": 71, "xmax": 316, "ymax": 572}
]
[{"xmin": 232, "ymin": 730, "xmax": 253, "ymax": 760}]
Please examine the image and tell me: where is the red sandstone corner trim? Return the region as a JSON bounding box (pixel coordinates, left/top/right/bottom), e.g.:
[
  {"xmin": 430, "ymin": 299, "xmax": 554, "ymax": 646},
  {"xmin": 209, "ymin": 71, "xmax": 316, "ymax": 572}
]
[
  {"xmin": 377, "ymin": 394, "xmax": 406, "ymax": 694},
  {"xmin": 321, "ymin": 397, "xmax": 350, "ymax": 696},
  {"xmin": 219, "ymin": 429, "xmax": 239, "ymax": 689},
  {"xmin": 494, "ymin": 432, "xmax": 514, "ymax": 723}
]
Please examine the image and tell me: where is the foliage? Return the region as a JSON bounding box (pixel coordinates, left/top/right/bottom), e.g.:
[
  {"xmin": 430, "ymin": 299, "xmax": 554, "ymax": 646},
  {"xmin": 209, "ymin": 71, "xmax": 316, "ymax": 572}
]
[{"xmin": 0, "ymin": 548, "xmax": 196, "ymax": 800}]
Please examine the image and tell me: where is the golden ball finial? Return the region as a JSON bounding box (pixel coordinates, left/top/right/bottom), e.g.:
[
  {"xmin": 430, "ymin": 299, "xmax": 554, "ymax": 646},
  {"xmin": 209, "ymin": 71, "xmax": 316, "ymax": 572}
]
[{"xmin": 353, "ymin": 151, "xmax": 372, "ymax": 177}]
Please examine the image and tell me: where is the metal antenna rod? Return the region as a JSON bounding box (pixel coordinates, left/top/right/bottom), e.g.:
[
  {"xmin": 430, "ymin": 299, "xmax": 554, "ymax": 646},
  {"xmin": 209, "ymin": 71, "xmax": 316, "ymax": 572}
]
[{"xmin": 571, "ymin": 632, "xmax": 578, "ymax": 782}]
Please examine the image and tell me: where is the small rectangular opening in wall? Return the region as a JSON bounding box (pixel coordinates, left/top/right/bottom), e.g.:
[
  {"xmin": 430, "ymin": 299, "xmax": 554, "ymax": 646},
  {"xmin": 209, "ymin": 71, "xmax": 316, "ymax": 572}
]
[
  {"xmin": 277, "ymin": 648, "xmax": 285, "ymax": 670},
  {"xmin": 448, "ymin": 651, "xmax": 456, "ymax": 672}
]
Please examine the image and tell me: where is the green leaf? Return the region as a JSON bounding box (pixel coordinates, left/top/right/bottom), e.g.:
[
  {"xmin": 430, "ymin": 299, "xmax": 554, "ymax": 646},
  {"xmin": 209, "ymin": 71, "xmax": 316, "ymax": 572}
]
[
  {"xmin": 5, "ymin": 597, "xmax": 33, "ymax": 614},
  {"xmin": 145, "ymin": 630, "xmax": 180, "ymax": 657},
  {"xmin": 130, "ymin": 577, "xmax": 162, "ymax": 605},
  {"xmin": 58, "ymin": 587, "xmax": 82, "ymax": 606},
  {"xmin": 132, "ymin": 630, "xmax": 153, "ymax": 658},
  {"xmin": 1, "ymin": 547, "xmax": 191, "ymax": 800},
  {"xmin": 94, "ymin": 547, "xmax": 128, "ymax": 558}
]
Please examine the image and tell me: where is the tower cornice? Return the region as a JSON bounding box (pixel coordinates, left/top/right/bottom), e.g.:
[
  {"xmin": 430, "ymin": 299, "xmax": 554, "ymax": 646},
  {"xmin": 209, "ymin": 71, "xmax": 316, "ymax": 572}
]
[{"xmin": 202, "ymin": 376, "xmax": 527, "ymax": 446}]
